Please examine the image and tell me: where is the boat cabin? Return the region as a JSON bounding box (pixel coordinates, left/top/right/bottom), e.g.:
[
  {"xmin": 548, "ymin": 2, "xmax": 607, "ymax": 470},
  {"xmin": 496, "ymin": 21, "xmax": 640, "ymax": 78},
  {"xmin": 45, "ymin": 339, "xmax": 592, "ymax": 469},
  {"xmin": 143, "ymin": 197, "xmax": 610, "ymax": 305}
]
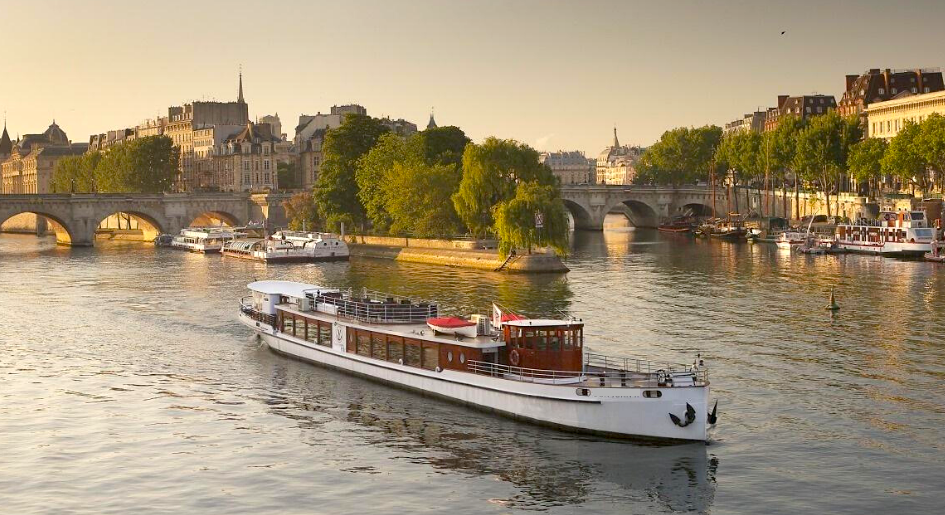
[{"xmin": 503, "ymin": 319, "xmax": 584, "ymax": 372}]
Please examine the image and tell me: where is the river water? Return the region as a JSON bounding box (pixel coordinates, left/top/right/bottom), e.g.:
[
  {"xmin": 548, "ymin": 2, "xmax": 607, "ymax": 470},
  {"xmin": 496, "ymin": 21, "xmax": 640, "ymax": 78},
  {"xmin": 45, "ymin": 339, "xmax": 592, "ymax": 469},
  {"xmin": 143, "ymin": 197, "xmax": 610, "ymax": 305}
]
[{"xmin": 2, "ymin": 220, "xmax": 944, "ymax": 514}]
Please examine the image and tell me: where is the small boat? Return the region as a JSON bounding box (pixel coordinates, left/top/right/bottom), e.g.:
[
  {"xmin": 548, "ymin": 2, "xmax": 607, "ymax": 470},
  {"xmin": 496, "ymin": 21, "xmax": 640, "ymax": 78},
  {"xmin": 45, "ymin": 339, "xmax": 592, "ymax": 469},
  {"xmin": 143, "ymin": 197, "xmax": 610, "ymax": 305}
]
[
  {"xmin": 658, "ymin": 216, "xmax": 695, "ymax": 234},
  {"xmin": 426, "ymin": 317, "xmax": 479, "ymax": 338},
  {"xmin": 153, "ymin": 233, "xmax": 175, "ymax": 247},
  {"xmin": 924, "ymin": 239, "xmax": 945, "ymax": 262},
  {"xmin": 271, "ymin": 230, "xmax": 350, "ymax": 261},
  {"xmin": 775, "ymin": 231, "xmax": 808, "ymax": 250},
  {"xmin": 223, "ymin": 238, "xmax": 315, "ymax": 263},
  {"xmin": 795, "ymin": 234, "xmax": 826, "ymax": 255},
  {"xmin": 239, "ymin": 281, "xmax": 716, "ymax": 442},
  {"xmin": 170, "ymin": 227, "xmax": 243, "ymax": 253}
]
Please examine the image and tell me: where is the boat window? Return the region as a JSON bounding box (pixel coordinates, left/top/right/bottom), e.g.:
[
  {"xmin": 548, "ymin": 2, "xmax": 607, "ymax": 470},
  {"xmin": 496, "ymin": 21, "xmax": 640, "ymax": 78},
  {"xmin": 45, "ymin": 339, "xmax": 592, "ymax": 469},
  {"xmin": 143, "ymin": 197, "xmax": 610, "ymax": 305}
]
[
  {"xmin": 283, "ymin": 314, "xmax": 296, "ymax": 336},
  {"xmin": 405, "ymin": 339, "xmax": 422, "ymax": 367},
  {"xmin": 305, "ymin": 319, "xmax": 318, "ymax": 344},
  {"xmin": 347, "ymin": 330, "xmax": 356, "ymax": 353},
  {"xmin": 447, "ymin": 350, "xmax": 453, "ymax": 363},
  {"xmin": 459, "ymin": 352, "xmax": 466, "ymax": 364},
  {"xmin": 372, "ymin": 333, "xmax": 387, "ymax": 360},
  {"xmin": 387, "ymin": 336, "xmax": 404, "ymax": 364},
  {"xmin": 548, "ymin": 330, "xmax": 562, "ymax": 351},
  {"xmin": 357, "ymin": 331, "xmax": 371, "ymax": 357},
  {"xmin": 535, "ymin": 330, "xmax": 547, "ymax": 351},
  {"xmin": 319, "ymin": 322, "xmax": 332, "ymax": 347},
  {"xmin": 524, "ymin": 330, "xmax": 535, "ymax": 350},
  {"xmin": 563, "ymin": 330, "xmax": 572, "ymax": 350},
  {"xmin": 421, "ymin": 343, "xmax": 439, "ymax": 370}
]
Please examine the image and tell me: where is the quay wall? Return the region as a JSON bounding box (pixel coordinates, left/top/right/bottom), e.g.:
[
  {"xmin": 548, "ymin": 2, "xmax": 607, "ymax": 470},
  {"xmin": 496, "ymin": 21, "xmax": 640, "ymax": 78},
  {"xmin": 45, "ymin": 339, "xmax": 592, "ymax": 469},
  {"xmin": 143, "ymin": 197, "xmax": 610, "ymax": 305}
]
[
  {"xmin": 349, "ymin": 244, "xmax": 569, "ymax": 273},
  {"xmin": 344, "ymin": 234, "xmax": 497, "ymax": 250},
  {"xmin": 725, "ymin": 189, "xmax": 880, "ymax": 221}
]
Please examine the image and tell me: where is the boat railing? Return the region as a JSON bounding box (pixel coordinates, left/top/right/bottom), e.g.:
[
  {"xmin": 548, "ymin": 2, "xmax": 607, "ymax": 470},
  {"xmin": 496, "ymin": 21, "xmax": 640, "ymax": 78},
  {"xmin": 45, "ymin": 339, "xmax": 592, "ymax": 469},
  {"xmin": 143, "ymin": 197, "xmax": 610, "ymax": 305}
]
[
  {"xmin": 584, "ymin": 352, "xmax": 707, "ymax": 384},
  {"xmin": 239, "ymin": 296, "xmax": 276, "ymax": 326},
  {"xmin": 311, "ymin": 289, "xmax": 438, "ymax": 324},
  {"xmin": 467, "ymin": 355, "xmax": 708, "ymax": 388},
  {"xmin": 466, "ymin": 360, "xmax": 584, "ymax": 384}
]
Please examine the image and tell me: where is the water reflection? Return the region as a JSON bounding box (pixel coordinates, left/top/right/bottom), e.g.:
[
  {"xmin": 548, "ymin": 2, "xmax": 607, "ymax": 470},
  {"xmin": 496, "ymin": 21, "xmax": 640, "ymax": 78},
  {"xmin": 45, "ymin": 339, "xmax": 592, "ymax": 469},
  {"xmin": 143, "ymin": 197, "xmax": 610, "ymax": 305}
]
[{"xmin": 256, "ymin": 350, "xmax": 718, "ymax": 512}]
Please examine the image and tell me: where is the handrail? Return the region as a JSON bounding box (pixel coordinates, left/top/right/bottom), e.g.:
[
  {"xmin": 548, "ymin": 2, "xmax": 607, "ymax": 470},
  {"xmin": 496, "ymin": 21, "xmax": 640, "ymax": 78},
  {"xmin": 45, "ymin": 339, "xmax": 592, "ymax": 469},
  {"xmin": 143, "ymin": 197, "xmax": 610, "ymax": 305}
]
[{"xmin": 467, "ymin": 357, "xmax": 708, "ymax": 388}]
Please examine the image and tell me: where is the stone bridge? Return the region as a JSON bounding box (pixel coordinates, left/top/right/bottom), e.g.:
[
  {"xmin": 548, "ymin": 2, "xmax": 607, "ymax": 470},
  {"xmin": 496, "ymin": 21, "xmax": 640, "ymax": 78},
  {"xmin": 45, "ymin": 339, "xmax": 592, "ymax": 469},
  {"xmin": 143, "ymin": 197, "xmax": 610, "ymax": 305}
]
[
  {"xmin": 0, "ymin": 192, "xmax": 291, "ymax": 246},
  {"xmin": 560, "ymin": 185, "xmax": 732, "ymax": 230}
]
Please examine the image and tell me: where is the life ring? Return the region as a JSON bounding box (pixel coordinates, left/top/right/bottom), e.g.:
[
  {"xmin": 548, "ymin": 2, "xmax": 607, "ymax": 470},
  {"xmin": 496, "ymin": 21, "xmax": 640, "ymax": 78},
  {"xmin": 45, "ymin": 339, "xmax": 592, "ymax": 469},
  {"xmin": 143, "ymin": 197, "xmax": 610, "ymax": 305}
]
[{"xmin": 509, "ymin": 349, "xmax": 521, "ymax": 366}]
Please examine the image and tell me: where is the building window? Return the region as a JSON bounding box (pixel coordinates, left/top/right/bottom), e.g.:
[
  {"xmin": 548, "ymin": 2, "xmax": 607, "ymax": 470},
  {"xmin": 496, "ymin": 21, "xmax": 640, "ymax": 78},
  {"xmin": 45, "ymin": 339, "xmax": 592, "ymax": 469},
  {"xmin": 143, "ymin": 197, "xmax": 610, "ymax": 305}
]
[
  {"xmin": 925, "ymin": 87, "xmax": 930, "ymax": 93},
  {"xmin": 879, "ymin": 88, "xmax": 885, "ymax": 95},
  {"xmin": 912, "ymin": 87, "xmax": 917, "ymax": 94},
  {"xmin": 243, "ymin": 160, "xmax": 249, "ymax": 171},
  {"xmin": 264, "ymin": 160, "xmax": 270, "ymax": 170},
  {"xmin": 891, "ymin": 88, "xmax": 897, "ymax": 94},
  {"xmin": 805, "ymin": 107, "xmax": 811, "ymax": 113},
  {"xmin": 817, "ymin": 107, "xmax": 822, "ymax": 113}
]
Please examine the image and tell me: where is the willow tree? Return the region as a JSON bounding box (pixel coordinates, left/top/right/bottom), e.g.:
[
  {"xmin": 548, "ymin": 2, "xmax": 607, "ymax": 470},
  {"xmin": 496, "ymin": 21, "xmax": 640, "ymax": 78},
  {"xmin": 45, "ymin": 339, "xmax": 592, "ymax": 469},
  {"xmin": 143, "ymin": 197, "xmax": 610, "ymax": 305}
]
[
  {"xmin": 452, "ymin": 137, "xmax": 556, "ymax": 237},
  {"xmin": 493, "ymin": 181, "xmax": 569, "ymax": 256}
]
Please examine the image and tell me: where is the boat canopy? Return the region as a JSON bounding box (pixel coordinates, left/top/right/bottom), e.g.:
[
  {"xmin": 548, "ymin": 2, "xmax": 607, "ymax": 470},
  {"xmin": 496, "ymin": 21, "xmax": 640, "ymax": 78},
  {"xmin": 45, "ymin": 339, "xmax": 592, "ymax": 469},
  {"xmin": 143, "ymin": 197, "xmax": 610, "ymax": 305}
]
[
  {"xmin": 226, "ymin": 239, "xmax": 263, "ymax": 251},
  {"xmin": 248, "ymin": 280, "xmax": 336, "ymax": 299}
]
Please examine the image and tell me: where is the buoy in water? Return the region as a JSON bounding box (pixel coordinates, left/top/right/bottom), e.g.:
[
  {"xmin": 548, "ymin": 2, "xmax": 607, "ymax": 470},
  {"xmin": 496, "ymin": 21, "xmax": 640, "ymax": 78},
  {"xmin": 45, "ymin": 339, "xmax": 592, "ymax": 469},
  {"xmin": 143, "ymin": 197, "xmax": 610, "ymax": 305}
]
[{"xmin": 826, "ymin": 288, "xmax": 840, "ymax": 311}]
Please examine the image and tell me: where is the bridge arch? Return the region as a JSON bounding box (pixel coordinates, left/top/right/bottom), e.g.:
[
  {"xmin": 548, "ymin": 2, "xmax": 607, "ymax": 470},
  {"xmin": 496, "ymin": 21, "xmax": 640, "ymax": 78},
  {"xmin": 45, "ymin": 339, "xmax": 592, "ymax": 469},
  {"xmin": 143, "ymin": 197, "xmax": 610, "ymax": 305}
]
[
  {"xmin": 92, "ymin": 209, "xmax": 166, "ymax": 243},
  {"xmin": 678, "ymin": 203, "xmax": 715, "ymax": 218},
  {"xmin": 561, "ymin": 199, "xmax": 597, "ymax": 231},
  {"xmin": 612, "ymin": 200, "xmax": 659, "ymax": 228},
  {"xmin": 0, "ymin": 210, "xmax": 76, "ymax": 245},
  {"xmin": 186, "ymin": 210, "xmax": 243, "ymax": 228}
]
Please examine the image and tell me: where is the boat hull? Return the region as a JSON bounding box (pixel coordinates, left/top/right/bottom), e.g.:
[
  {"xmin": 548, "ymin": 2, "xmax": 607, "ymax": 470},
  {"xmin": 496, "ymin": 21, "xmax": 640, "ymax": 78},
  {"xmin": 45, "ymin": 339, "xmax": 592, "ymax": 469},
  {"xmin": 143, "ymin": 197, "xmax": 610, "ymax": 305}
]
[
  {"xmin": 239, "ymin": 313, "xmax": 710, "ymax": 443},
  {"xmin": 835, "ymin": 241, "xmax": 931, "ymax": 257}
]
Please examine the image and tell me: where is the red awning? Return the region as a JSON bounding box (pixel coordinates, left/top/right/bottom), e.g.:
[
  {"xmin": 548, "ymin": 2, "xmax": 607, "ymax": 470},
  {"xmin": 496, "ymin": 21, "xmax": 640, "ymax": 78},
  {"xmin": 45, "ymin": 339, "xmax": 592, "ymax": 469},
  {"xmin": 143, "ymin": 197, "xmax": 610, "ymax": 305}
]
[{"xmin": 426, "ymin": 317, "xmax": 475, "ymax": 328}]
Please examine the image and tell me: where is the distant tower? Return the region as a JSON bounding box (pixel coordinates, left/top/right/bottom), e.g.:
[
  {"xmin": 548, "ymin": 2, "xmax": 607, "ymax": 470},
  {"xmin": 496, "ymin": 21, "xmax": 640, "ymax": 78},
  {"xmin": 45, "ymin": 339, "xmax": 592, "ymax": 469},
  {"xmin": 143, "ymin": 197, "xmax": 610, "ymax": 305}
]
[
  {"xmin": 0, "ymin": 116, "xmax": 12, "ymax": 157},
  {"xmin": 613, "ymin": 125, "xmax": 620, "ymax": 148},
  {"xmin": 237, "ymin": 70, "xmax": 245, "ymax": 104},
  {"xmin": 426, "ymin": 108, "xmax": 437, "ymax": 130}
]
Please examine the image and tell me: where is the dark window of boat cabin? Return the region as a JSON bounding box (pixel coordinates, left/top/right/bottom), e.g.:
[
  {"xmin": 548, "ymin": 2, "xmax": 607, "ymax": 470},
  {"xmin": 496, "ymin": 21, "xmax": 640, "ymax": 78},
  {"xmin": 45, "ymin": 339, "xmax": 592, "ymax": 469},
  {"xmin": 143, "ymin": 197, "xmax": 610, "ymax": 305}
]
[
  {"xmin": 319, "ymin": 322, "xmax": 332, "ymax": 347},
  {"xmin": 357, "ymin": 331, "xmax": 371, "ymax": 356},
  {"xmin": 421, "ymin": 343, "xmax": 439, "ymax": 370},
  {"xmin": 282, "ymin": 314, "xmax": 295, "ymax": 335},
  {"xmin": 548, "ymin": 330, "xmax": 562, "ymax": 351},
  {"xmin": 535, "ymin": 330, "xmax": 547, "ymax": 351},
  {"xmin": 563, "ymin": 330, "xmax": 572, "ymax": 350},
  {"xmin": 347, "ymin": 329, "xmax": 356, "ymax": 352},
  {"xmin": 405, "ymin": 339, "xmax": 422, "ymax": 367},
  {"xmin": 387, "ymin": 336, "xmax": 404, "ymax": 364},
  {"xmin": 372, "ymin": 332, "xmax": 387, "ymax": 360},
  {"xmin": 524, "ymin": 330, "xmax": 535, "ymax": 349},
  {"xmin": 306, "ymin": 318, "xmax": 318, "ymax": 344}
]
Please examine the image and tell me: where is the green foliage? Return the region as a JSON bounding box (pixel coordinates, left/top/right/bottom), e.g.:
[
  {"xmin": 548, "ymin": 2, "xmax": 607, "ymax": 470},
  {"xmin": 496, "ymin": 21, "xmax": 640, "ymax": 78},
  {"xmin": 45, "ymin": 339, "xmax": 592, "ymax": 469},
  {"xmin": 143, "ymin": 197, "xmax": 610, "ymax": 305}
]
[
  {"xmin": 50, "ymin": 136, "xmax": 175, "ymax": 193},
  {"xmin": 848, "ymin": 138, "xmax": 888, "ymax": 185},
  {"xmin": 715, "ymin": 130, "xmax": 762, "ymax": 186},
  {"xmin": 314, "ymin": 114, "xmax": 390, "ymax": 231},
  {"xmin": 385, "ymin": 161, "xmax": 464, "ymax": 237},
  {"xmin": 356, "ymin": 133, "xmax": 416, "ymax": 233},
  {"xmin": 419, "ymin": 126, "xmax": 470, "ymax": 168},
  {"xmin": 282, "ymin": 191, "xmax": 319, "ymax": 231},
  {"xmin": 637, "ymin": 125, "xmax": 722, "ymax": 185},
  {"xmin": 452, "ymin": 137, "xmax": 557, "ymax": 237},
  {"xmin": 793, "ymin": 112, "xmax": 861, "ymax": 216},
  {"xmin": 493, "ymin": 181, "xmax": 569, "ymax": 257},
  {"xmin": 913, "ymin": 113, "xmax": 945, "ymax": 190},
  {"xmin": 277, "ymin": 161, "xmax": 301, "ymax": 190},
  {"xmin": 882, "ymin": 120, "xmax": 926, "ymax": 191}
]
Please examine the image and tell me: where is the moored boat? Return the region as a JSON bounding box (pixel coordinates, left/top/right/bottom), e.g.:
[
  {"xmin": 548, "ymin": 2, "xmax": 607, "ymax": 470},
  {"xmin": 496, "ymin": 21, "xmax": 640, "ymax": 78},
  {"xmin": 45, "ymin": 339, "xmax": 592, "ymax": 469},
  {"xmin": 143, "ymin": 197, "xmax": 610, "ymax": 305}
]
[
  {"xmin": 223, "ymin": 237, "xmax": 318, "ymax": 263},
  {"xmin": 238, "ymin": 281, "xmax": 716, "ymax": 442},
  {"xmin": 775, "ymin": 231, "xmax": 808, "ymax": 250},
  {"xmin": 170, "ymin": 227, "xmax": 243, "ymax": 253},
  {"xmin": 835, "ymin": 211, "xmax": 936, "ymax": 257},
  {"xmin": 658, "ymin": 216, "xmax": 695, "ymax": 234},
  {"xmin": 271, "ymin": 230, "xmax": 350, "ymax": 261}
]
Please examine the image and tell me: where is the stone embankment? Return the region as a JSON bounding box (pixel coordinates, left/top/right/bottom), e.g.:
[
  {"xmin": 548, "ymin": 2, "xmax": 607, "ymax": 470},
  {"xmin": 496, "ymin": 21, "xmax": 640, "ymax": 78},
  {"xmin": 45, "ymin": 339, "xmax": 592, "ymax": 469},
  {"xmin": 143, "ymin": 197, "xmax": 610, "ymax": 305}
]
[{"xmin": 344, "ymin": 235, "xmax": 569, "ymax": 273}]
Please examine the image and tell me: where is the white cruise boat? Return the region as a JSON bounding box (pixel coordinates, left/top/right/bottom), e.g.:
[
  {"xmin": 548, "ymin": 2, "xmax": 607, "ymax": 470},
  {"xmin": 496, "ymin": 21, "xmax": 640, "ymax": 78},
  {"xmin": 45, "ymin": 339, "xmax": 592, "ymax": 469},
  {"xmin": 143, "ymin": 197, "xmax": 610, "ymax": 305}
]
[
  {"xmin": 271, "ymin": 231, "xmax": 350, "ymax": 261},
  {"xmin": 835, "ymin": 210, "xmax": 936, "ymax": 257},
  {"xmin": 775, "ymin": 231, "xmax": 808, "ymax": 250},
  {"xmin": 238, "ymin": 280, "xmax": 717, "ymax": 442},
  {"xmin": 170, "ymin": 227, "xmax": 243, "ymax": 253}
]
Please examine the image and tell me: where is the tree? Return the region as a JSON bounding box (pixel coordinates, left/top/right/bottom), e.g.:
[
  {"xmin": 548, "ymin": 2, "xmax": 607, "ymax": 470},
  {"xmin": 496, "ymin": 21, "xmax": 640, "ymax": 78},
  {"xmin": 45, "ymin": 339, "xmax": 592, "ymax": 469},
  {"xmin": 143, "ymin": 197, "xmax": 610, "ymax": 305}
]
[
  {"xmin": 914, "ymin": 113, "xmax": 945, "ymax": 192},
  {"xmin": 95, "ymin": 136, "xmax": 178, "ymax": 193},
  {"xmin": 419, "ymin": 126, "xmax": 470, "ymax": 168},
  {"xmin": 795, "ymin": 112, "xmax": 854, "ymax": 217},
  {"xmin": 882, "ymin": 120, "xmax": 926, "ymax": 194},
  {"xmin": 493, "ymin": 181, "xmax": 569, "ymax": 257},
  {"xmin": 452, "ymin": 137, "xmax": 557, "ymax": 237},
  {"xmin": 314, "ymin": 114, "xmax": 390, "ymax": 231},
  {"xmin": 277, "ymin": 161, "xmax": 301, "ymax": 191},
  {"xmin": 772, "ymin": 115, "xmax": 805, "ymax": 219},
  {"xmin": 355, "ymin": 133, "xmax": 415, "ymax": 233},
  {"xmin": 282, "ymin": 191, "xmax": 319, "ymax": 231},
  {"xmin": 848, "ymin": 138, "xmax": 888, "ymax": 198},
  {"xmin": 637, "ymin": 125, "xmax": 722, "ymax": 186},
  {"xmin": 51, "ymin": 152, "xmax": 101, "ymax": 193},
  {"xmin": 714, "ymin": 130, "xmax": 762, "ymax": 214},
  {"xmin": 385, "ymin": 161, "xmax": 464, "ymax": 238}
]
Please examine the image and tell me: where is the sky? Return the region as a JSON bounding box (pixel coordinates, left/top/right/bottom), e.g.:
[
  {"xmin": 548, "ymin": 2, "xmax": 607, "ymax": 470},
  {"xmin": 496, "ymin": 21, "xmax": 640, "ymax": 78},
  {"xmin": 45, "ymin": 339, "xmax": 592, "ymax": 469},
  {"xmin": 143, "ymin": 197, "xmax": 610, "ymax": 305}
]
[{"xmin": 2, "ymin": 0, "xmax": 945, "ymax": 156}]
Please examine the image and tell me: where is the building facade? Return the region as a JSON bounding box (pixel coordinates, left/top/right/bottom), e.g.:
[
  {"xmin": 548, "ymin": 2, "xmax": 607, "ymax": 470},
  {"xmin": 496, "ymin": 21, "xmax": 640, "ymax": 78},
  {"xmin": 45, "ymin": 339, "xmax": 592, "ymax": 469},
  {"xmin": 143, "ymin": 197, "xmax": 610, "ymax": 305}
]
[
  {"xmin": 596, "ymin": 128, "xmax": 641, "ymax": 185},
  {"xmin": 540, "ymin": 151, "xmax": 594, "ymax": 185},
  {"xmin": 866, "ymin": 89, "xmax": 945, "ymax": 140},
  {"xmin": 764, "ymin": 94, "xmax": 837, "ymax": 132},
  {"xmin": 723, "ymin": 111, "xmax": 766, "ymax": 135},
  {"xmin": 210, "ymin": 122, "xmax": 282, "ymax": 192},
  {"xmin": 294, "ymin": 105, "xmax": 367, "ymax": 191},
  {"xmin": 2, "ymin": 121, "xmax": 87, "ymax": 194},
  {"xmin": 838, "ymin": 68, "xmax": 944, "ymax": 123}
]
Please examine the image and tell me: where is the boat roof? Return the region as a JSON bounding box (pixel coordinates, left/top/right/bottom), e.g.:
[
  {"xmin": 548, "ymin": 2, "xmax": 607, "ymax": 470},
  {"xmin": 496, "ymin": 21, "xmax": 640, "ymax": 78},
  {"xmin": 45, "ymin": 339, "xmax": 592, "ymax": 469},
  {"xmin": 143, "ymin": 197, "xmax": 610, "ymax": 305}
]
[
  {"xmin": 247, "ymin": 280, "xmax": 338, "ymax": 298},
  {"xmin": 504, "ymin": 318, "xmax": 582, "ymax": 328}
]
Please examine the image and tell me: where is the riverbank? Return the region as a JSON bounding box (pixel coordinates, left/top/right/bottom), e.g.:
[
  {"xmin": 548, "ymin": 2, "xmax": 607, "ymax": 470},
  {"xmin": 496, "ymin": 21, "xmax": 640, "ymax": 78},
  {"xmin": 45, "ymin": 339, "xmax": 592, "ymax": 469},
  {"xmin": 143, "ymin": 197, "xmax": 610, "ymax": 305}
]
[{"xmin": 348, "ymin": 243, "xmax": 569, "ymax": 273}]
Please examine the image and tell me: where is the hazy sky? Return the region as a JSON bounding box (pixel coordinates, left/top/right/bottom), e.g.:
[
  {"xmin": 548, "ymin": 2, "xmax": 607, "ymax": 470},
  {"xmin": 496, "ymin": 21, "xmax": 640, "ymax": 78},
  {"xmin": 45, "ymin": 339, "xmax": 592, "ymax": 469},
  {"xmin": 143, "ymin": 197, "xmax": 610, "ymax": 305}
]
[{"xmin": 2, "ymin": 0, "xmax": 945, "ymax": 155}]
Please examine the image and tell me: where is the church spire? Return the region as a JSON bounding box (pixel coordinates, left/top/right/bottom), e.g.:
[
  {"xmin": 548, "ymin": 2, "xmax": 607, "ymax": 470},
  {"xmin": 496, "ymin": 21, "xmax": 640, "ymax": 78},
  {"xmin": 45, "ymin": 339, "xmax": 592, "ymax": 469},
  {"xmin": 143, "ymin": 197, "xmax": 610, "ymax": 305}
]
[
  {"xmin": 237, "ymin": 67, "xmax": 245, "ymax": 103},
  {"xmin": 426, "ymin": 108, "xmax": 437, "ymax": 130},
  {"xmin": 613, "ymin": 125, "xmax": 620, "ymax": 148}
]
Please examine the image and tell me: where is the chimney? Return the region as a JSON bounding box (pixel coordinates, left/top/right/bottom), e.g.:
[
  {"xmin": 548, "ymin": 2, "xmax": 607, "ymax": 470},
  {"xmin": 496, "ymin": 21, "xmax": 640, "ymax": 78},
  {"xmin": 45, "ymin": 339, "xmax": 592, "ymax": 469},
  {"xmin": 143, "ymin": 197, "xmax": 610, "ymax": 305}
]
[
  {"xmin": 845, "ymin": 74, "xmax": 858, "ymax": 92},
  {"xmin": 916, "ymin": 69, "xmax": 923, "ymax": 91},
  {"xmin": 777, "ymin": 95, "xmax": 789, "ymax": 109},
  {"xmin": 884, "ymin": 69, "xmax": 891, "ymax": 92},
  {"xmin": 869, "ymin": 68, "xmax": 880, "ymax": 75}
]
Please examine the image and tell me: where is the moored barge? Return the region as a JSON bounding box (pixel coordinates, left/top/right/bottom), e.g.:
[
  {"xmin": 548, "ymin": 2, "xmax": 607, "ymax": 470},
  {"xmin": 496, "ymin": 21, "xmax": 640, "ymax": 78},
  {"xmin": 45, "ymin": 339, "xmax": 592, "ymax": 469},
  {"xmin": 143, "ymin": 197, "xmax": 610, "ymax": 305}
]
[{"xmin": 238, "ymin": 280, "xmax": 716, "ymax": 442}]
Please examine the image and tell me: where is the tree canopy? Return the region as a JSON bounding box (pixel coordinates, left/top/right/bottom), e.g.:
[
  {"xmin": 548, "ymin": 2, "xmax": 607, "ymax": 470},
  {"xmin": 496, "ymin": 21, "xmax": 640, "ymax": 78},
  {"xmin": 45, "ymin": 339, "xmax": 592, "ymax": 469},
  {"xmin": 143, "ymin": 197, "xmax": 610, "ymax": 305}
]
[
  {"xmin": 51, "ymin": 136, "xmax": 177, "ymax": 194},
  {"xmin": 282, "ymin": 191, "xmax": 319, "ymax": 231},
  {"xmin": 494, "ymin": 181, "xmax": 569, "ymax": 256},
  {"xmin": 452, "ymin": 137, "xmax": 557, "ymax": 237},
  {"xmin": 636, "ymin": 125, "xmax": 722, "ymax": 185},
  {"xmin": 314, "ymin": 113, "xmax": 390, "ymax": 231}
]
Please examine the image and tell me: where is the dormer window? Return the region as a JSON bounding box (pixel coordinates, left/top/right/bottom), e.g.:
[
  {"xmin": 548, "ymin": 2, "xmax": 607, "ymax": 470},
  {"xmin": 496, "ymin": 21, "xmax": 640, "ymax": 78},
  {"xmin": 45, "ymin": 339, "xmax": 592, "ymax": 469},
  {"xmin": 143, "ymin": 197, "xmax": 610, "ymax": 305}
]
[
  {"xmin": 891, "ymin": 88, "xmax": 897, "ymax": 94},
  {"xmin": 879, "ymin": 88, "xmax": 885, "ymax": 94}
]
